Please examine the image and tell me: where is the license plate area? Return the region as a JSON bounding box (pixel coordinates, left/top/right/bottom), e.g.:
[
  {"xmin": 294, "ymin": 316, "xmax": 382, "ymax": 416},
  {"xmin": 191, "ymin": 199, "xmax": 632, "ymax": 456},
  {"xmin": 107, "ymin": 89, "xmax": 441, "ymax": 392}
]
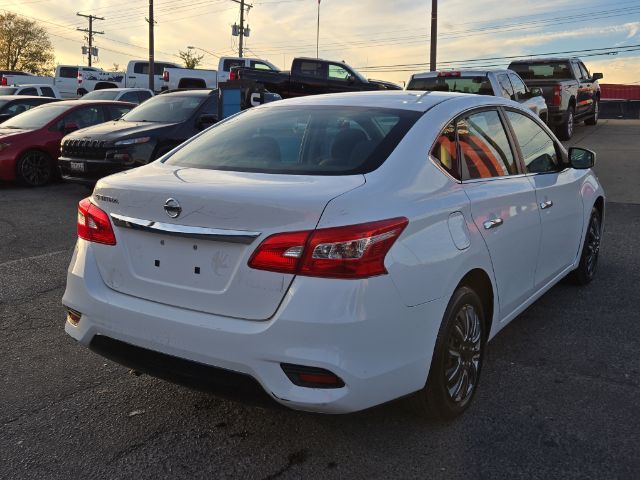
[
  {"xmin": 69, "ymin": 161, "xmax": 86, "ymax": 172},
  {"xmin": 123, "ymin": 230, "xmax": 245, "ymax": 293}
]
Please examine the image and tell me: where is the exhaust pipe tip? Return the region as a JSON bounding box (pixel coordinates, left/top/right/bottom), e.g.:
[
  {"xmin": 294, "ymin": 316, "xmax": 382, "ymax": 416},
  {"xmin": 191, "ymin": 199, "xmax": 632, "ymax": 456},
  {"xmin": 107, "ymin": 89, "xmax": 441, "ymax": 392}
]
[{"xmin": 64, "ymin": 306, "xmax": 82, "ymax": 326}]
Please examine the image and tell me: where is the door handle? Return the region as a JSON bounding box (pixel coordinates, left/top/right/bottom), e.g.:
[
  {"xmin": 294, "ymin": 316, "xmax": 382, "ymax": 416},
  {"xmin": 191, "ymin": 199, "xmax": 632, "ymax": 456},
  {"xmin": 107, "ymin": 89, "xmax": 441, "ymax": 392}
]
[
  {"xmin": 540, "ymin": 200, "xmax": 554, "ymax": 210},
  {"xmin": 483, "ymin": 218, "xmax": 503, "ymax": 230}
]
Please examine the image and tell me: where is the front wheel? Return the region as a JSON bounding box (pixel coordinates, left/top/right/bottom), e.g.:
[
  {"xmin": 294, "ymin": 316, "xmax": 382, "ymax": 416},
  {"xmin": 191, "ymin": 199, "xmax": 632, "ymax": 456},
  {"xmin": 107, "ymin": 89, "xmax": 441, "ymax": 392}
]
[
  {"xmin": 569, "ymin": 208, "xmax": 602, "ymax": 285},
  {"xmin": 556, "ymin": 105, "xmax": 575, "ymax": 140},
  {"xmin": 16, "ymin": 150, "xmax": 53, "ymax": 187},
  {"xmin": 585, "ymin": 100, "xmax": 599, "ymax": 126},
  {"xmin": 408, "ymin": 286, "xmax": 486, "ymax": 419}
]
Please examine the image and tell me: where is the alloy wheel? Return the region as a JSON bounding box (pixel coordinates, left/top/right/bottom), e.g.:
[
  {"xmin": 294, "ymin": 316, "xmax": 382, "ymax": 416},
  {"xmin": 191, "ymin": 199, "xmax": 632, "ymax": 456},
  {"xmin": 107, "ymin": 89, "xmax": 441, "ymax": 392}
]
[
  {"xmin": 445, "ymin": 304, "xmax": 482, "ymax": 406},
  {"xmin": 585, "ymin": 215, "xmax": 601, "ymax": 278},
  {"xmin": 567, "ymin": 111, "xmax": 574, "ymax": 137},
  {"xmin": 19, "ymin": 151, "xmax": 50, "ymax": 186}
]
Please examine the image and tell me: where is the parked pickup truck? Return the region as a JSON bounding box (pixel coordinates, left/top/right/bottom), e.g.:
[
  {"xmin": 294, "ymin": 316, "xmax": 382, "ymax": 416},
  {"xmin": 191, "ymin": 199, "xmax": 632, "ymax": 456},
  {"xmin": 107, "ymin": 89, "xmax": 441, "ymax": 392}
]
[
  {"xmin": 59, "ymin": 84, "xmax": 281, "ymax": 184},
  {"xmin": 77, "ymin": 60, "xmax": 181, "ymax": 95},
  {"xmin": 2, "ymin": 66, "xmax": 114, "ymax": 99},
  {"xmin": 161, "ymin": 56, "xmax": 280, "ymax": 90},
  {"xmin": 406, "ymin": 69, "xmax": 548, "ymax": 123},
  {"xmin": 231, "ymin": 57, "xmax": 402, "ymax": 98},
  {"xmin": 507, "ymin": 57, "xmax": 602, "ymax": 140}
]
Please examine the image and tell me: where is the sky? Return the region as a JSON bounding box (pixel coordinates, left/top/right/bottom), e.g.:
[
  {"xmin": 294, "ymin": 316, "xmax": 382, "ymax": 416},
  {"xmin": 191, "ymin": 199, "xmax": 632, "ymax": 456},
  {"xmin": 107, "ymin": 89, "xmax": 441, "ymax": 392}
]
[{"xmin": 3, "ymin": 0, "xmax": 640, "ymax": 85}]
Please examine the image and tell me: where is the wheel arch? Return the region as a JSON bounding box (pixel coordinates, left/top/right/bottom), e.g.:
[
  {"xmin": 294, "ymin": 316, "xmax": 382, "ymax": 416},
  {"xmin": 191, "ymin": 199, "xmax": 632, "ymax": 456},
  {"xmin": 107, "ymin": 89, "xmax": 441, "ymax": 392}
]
[
  {"xmin": 456, "ymin": 268, "xmax": 495, "ymax": 339},
  {"xmin": 593, "ymin": 195, "xmax": 605, "ymax": 224}
]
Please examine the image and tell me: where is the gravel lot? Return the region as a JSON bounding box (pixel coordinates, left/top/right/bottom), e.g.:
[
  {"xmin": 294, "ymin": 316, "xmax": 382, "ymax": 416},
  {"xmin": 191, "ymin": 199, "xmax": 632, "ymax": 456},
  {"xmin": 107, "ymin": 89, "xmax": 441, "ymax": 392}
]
[{"xmin": 1, "ymin": 120, "xmax": 639, "ymax": 479}]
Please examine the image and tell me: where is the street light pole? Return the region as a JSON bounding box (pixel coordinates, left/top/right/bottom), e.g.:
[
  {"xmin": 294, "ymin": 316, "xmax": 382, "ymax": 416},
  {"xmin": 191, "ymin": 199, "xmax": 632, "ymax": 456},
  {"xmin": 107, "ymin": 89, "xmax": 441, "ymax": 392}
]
[
  {"xmin": 430, "ymin": 0, "xmax": 438, "ymax": 71},
  {"xmin": 316, "ymin": 0, "xmax": 321, "ymax": 58}
]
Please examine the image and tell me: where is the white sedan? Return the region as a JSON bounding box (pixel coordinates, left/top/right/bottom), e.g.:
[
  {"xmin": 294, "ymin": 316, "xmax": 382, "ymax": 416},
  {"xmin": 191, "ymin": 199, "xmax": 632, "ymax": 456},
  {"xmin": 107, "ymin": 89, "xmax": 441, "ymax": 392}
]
[{"xmin": 63, "ymin": 91, "xmax": 604, "ymax": 418}]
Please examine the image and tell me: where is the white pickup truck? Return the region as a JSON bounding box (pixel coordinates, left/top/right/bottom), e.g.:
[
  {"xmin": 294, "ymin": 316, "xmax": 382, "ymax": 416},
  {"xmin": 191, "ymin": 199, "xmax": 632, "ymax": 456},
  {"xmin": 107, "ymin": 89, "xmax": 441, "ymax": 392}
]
[
  {"xmin": 2, "ymin": 61, "xmax": 181, "ymax": 99},
  {"xmin": 161, "ymin": 56, "xmax": 279, "ymax": 91}
]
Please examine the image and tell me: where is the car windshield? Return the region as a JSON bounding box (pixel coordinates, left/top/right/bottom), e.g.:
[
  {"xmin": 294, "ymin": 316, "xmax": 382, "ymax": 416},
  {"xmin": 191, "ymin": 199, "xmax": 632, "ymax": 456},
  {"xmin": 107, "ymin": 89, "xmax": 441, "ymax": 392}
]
[
  {"xmin": 2, "ymin": 104, "xmax": 72, "ymax": 129},
  {"xmin": 509, "ymin": 62, "xmax": 572, "ymax": 80},
  {"xmin": 82, "ymin": 90, "xmax": 119, "ymax": 100},
  {"xmin": 164, "ymin": 106, "xmax": 421, "ymax": 175},
  {"xmin": 0, "ymin": 87, "xmax": 18, "ymax": 95},
  {"xmin": 407, "ymin": 76, "xmax": 493, "ymax": 95},
  {"xmin": 121, "ymin": 95, "xmax": 204, "ymax": 123}
]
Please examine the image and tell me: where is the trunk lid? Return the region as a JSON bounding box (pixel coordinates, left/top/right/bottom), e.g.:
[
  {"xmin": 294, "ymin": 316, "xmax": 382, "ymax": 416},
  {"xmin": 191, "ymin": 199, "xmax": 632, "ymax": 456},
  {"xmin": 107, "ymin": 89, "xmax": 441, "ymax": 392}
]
[{"xmin": 90, "ymin": 163, "xmax": 364, "ymax": 320}]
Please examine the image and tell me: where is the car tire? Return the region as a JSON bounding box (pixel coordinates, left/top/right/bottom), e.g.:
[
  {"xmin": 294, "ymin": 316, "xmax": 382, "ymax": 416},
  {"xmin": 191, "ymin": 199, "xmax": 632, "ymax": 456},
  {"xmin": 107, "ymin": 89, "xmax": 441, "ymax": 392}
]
[
  {"xmin": 408, "ymin": 286, "xmax": 486, "ymax": 419},
  {"xmin": 556, "ymin": 105, "xmax": 575, "ymax": 140},
  {"xmin": 16, "ymin": 150, "xmax": 53, "ymax": 187},
  {"xmin": 585, "ymin": 100, "xmax": 599, "ymax": 126},
  {"xmin": 569, "ymin": 207, "xmax": 602, "ymax": 285}
]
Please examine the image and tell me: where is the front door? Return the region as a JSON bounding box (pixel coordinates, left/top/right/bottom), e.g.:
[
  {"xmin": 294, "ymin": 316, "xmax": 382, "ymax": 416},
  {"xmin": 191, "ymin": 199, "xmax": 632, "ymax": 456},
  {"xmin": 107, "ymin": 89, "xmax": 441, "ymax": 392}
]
[{"xmin": 458, "ymin": 109, "xmax": 541, "ymax": 316}]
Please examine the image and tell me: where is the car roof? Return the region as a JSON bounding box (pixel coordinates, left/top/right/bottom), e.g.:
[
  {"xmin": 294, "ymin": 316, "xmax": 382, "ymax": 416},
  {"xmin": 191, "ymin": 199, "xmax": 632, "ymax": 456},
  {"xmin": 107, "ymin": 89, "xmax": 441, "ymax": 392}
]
[
  {"xmin": 89, "ymin": 87, "xmax": 151, "ymax": 92},
  {"xmin": 0, "ymin": 95, "xmax": 48, "ymax": 100},
  {"xmin": 509, "ymin": 57, "xmax": 578, "ymax": 63},
  {"xmin": 412, "ymin": 69, "xmax": 510, "ymax": 78},
  {"xmin": 50, "ymin": 100, "xmax": 137, "ymax": 107},
  {"xmin": 161, "ymin": 89, "xmax": 212, "ymax": 97}
]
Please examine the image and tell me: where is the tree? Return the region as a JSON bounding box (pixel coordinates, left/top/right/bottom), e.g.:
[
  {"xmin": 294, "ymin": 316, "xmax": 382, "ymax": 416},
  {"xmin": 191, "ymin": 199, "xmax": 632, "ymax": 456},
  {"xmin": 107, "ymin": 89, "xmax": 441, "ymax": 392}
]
[
  {"xmin": 0, "ymin": 13, "xmax": 55, "ymax": 75},
  {"xmin": 111, "ymin": 63, "xmax": 120, "ymax": 72},
  {"xmin": 178, "ymin": 49, "xmax": 204, "ymax": 69}
]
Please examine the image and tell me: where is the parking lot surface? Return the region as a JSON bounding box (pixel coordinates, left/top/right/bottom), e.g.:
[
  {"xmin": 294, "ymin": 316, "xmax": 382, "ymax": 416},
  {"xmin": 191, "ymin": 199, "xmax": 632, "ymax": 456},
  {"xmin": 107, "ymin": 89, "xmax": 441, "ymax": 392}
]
[{"xmin": 1, "ymin": 120, "xmax": 639, "ymax": 479}]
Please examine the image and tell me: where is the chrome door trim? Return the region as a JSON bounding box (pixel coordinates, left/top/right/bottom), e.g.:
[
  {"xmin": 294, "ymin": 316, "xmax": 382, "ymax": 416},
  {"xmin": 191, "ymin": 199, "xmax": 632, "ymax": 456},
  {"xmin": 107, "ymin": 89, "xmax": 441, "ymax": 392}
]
[{"xmin": 110, "ymin": 213, "xmax": 262, "ymax": 244}]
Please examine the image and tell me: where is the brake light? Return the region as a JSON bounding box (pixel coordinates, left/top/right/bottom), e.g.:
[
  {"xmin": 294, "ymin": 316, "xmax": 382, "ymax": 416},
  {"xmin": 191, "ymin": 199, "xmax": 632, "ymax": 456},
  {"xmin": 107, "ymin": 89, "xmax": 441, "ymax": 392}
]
[
  {"xmin": 162, "ymin": 70, "xmax": 169, "ymax": 82},
  {"xmin": 77, "ymin": 197, "xmax": 116, "ymax": 245},
  {"xmin": 551, "ymin": 85, "xmax": 562, "ymax": 106},
  {"xmin": 1, "ymin": 77, "xmax": 6, "ymax": 85},
  {"xmin": 229, "ymin": 70, "xmax": 238, "ymax": 81},
  {"xmin": 77, "ymin": 70, "xmax": 82, "ymax": 84},
  {"xmin": 248, "ymin": 217, "xmax": 408, "ymax": 279},
  {"xmin": 438, "ymin": 71, "xmax": 461, "ymax": 77}
]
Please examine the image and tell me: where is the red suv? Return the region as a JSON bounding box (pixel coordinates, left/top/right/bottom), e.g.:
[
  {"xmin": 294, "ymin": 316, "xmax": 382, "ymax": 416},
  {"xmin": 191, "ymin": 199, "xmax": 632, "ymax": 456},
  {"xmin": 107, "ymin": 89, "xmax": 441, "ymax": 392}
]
[{"xmin": 0, "ymin": 100, "xmax": 134, "ymax": 187}]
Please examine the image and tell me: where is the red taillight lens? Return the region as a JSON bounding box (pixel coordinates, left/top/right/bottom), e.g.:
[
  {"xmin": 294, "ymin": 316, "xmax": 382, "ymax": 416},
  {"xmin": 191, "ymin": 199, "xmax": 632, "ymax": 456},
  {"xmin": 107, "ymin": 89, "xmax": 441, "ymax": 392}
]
[
  {"xmin": 77, "ymin": 71, "xmax": 82, "ymax": 83},
  {"xmin": 229, "ymin": 70, "xmax": 238, "ymax": 81},
  {"xmin": 77, "ymin": 197, "xmax": 116, "ymax": 245},
  {"xmin": 162, "ymin": 71, "xmax": 169, "ymax": 81},
  {"xmin": 248, "ymin": 217, "xmax": 408, "ymax": 279},
  {"xmin": 551, "ymin": 85, "xmax": 562, "ymax": 106},
  {"xmin": 1, "ymin": 77, "xmax": 6, "ymax": 85},
  {"xmin": 438, "ymin": 71, "xmax": 461, "ymax": 77}
]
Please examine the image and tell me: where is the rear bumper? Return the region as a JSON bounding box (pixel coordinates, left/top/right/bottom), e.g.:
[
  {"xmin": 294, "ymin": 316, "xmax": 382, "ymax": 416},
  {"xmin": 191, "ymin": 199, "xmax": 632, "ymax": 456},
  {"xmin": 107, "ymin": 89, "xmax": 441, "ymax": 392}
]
[
  {"xmin": 546, "ymin": 106, "xmax": 566, "ymax": 126},
  {"xmin": 63, "ymin": 240, "xmax": 447, "ymax": 414}
]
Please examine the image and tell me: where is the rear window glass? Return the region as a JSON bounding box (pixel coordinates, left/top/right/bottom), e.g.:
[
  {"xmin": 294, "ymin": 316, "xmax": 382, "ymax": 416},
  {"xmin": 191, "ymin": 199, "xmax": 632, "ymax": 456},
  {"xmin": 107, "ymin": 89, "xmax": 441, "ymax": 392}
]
[
  {"xmin": 509, "ymin": 62, "xmax": 572, "ymax": 80},
  {"xmin": 164, "ymin": 106, "xmax": 420, "ymax": 175},
  {"xmin": 407, "ymin": 76, "xmax": 493, "ymax": 95},
  {"xmin": 83, "ymin": 90, "xmax": 119, "ymax": 101}
]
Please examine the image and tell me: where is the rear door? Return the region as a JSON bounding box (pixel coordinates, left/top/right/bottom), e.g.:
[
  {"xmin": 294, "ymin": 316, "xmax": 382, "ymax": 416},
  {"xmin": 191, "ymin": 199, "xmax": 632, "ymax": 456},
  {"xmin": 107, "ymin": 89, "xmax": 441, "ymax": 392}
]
[
  {"xmin": 291, "ymin": 60, "xmax": 326, "ymax": 96},
  {"xmin": 505, "ymin": 109, "xmax": 583, "ymax": 286},
  {"xmin": 459, "ymin": 108, "xmax": 541, "ymax": 316}
]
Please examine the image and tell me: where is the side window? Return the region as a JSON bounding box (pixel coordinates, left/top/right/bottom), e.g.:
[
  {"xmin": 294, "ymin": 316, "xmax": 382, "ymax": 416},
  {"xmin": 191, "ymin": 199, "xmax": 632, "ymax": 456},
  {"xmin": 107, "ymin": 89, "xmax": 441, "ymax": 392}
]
[
  {"xmin": 106, "ymin": 105, "xmax": 131, "ymax": 120},
  {"xmin": 19, "ymin": 87, "xmax": 37, "ymax": 96},
  {"xmin": 59, "ymin": 67, "xmax": 78, "ymax": 78},
  {"xmin": 497, "ymin": 74, "xmax": 515, "ymax": 100},
  {"xmin": 570, "ymin": 62, "xmax": 583, "ymax": 80},
  {"xmin": 223, "ymin": 59, "xmax": 245, "ymax": 71},
  {"xmin": 40, "ymin": 87, "xmax": 56, "ymax": 97},
  {"xmin": 200, "ymin": 96, "xmax": 219, "ymax": 116},
  {"xmin": 250, "ymin": 61, "xmax": 273, "ymax": 71},
  {"xmin": 295, "ymin": 61, "xmax": 325, "ymax": 78},
  {"xmin": 458, "ymin": 110, "xmax": 517, "ymax": 180},
  {"xmin": 506, "ymin": 110, "xmax": 560, "ymax": 173},
  {"xmin": 579, "ymin": 63, "xmax": 590, "ymax": 81},
  {"xmin": 119, "ymin": 91, "xmax": 139, "ymax": 103},
  {"xmin": 5, "ymin": 101, "xmax": 31, "ymax": 115},
  {"xmin": 328, "ymin": 64, "xmax": 351, "ymax": 81},
  {"xmin": 508, "ymin": 74, "xmax": 527, "ymax": 99},
  {"xmin": 137, "ymin": 91, "xmax": 152, "ymax": 103},
  {"xmin": 63, "ymin": 106, "xmax": 105, "ymax": 129},
  {"xmin": 431, "ymin": 121, "xmax": 459, "ymax": 179},
  {"xmin": 133, "ymin": 63, "xmax": 147, "ymax": 75}
]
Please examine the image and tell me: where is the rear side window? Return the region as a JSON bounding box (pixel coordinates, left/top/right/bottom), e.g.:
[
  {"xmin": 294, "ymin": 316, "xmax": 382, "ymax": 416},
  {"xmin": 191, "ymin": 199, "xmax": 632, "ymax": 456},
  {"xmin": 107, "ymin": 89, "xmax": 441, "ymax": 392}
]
[
  {"xmin": 59, "ymin": 67, "xmax": 77, "ymax": 78},
  {"xmin": 164, "ymin": 106, "xmax": 420, "ymax": 175},
  {"xmin": 40, "ymin": 87, "xmax": 56, "ymax": 98},
  {"xmin": 119, "ymin": 91, "xmax": 139, "ymax": 103},
  {"xmin": 19, "ymin": 87, "xmax": 37, "ymax": 96},
  {"xmin": 506, "ymin": 111, "xmax": 560, "ymax": 173},
  {"xmin": 458, "ymin": 110, "xmax": 517, "ymax": 180},
  {"xmin": 431, "ymin": 121, "xmax": 459, "ymax": 179},
  {"xmin": 106, "ymin": 105, "xmax": 132, "ymax": 120},
  {"xmin": 407, "ymin": 76, "xmax": 493, "ymax": 95},
  {"xmin": 223, "ymin": 59, "xmax": 245, "ymax": 71},
  {"xmin": 137, "ymin": 91, "xmax": 152, "ymax": 102},
  {"xmin": 295, "ymin": 61, "xmax": 325, "ymax": 78}
]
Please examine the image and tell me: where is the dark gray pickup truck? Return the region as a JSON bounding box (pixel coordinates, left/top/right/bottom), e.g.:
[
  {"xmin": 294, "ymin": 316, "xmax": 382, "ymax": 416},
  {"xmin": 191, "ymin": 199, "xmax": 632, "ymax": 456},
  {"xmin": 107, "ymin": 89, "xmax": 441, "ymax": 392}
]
[{"xmin": 508, "ymin": 58, "xmax": 603, "ymax": 140}]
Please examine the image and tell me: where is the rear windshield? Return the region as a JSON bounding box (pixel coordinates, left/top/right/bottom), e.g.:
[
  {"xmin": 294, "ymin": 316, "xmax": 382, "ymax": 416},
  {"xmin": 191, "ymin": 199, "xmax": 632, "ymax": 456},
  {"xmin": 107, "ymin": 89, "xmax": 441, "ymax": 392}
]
[
  {"xmin": 407, "ymin": 76, "xmax": 493, "ymax": 95},
  {"xmin": 82, "ymin": 90, "xmax": 119, "ymax": 101},
  {"xmin": 0, "ymin": 87, "xmax": 18, "ymax": 95},
  {"xmin": 509, "ymin": 62, "xmax": 572, "ymax": 80},
  {"xmin": 120, "ymin": 94, "xmax": 204, "ymax": 123},
  {"xmin": 164, "ymin": 106, "xmax": 420, "ymax": 175}
]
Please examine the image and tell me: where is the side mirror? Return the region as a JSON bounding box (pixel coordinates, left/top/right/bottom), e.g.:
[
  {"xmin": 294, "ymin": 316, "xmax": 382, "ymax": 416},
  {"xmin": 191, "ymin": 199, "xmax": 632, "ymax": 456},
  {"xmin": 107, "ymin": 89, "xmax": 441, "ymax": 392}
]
[
  {"xmin": 530, "ymin": 87, "xmax": 543, "ymax": 97},
  {"xmin": 568, "ymin": 147, "xmax": 596, "ymax": 169},
  {"xmin": 63, "ymin": 122, "xmax": 79, "ymax": 134},
  {"xmin": 197, "ymin": 113, "xmax": 217, "ymax": 129},
  {"xmin": 347, "ymin": 75, "xmax": 356, "ymax": 84},
  {"xmin": 592, "ymin": 72, "xmax": 603, "ymax": 81}
]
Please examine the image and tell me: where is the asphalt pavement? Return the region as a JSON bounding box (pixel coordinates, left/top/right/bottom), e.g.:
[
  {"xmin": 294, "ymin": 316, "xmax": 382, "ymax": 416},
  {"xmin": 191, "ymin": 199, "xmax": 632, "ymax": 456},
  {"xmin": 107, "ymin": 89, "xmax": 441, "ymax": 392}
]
[{"xmin": 1, "ymin": 120, "xmax": 639, "ymax": 479}]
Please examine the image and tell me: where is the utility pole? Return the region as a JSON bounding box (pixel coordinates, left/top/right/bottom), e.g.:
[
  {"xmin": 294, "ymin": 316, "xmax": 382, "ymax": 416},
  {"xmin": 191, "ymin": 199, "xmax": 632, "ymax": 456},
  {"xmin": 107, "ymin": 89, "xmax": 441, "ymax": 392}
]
[
  {"xmin": 316, "ymin": 0, "xmax": 321, "ymax": 58},
  {"xmin": 76, "ymin": 13, "xmax": 104, "ymax": 67},
  {"xmin": 231, "ymin": 0, "xmax": 252, "ymax": 58},
  {"xmin": 429, "ymin": 0, "xmax": 438, "ymax": 71},
  {"xmin": 146, "ymin": 0, "xmax": 156, "ymax": 91}
]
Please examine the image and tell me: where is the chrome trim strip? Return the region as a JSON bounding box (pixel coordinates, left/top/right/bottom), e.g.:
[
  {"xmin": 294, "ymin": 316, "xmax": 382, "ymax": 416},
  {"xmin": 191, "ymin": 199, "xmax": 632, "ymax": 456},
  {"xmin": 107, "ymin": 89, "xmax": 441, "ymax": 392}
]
[{"xmin": 110, "ymin": 214, "xmax": 261, "ymax": 244}]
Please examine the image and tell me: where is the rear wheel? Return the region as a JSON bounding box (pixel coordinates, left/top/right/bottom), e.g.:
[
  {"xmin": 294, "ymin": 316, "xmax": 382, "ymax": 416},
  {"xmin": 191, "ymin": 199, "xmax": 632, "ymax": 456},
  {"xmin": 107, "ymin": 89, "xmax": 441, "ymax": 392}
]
[
  {"xmin": 16, "ymin": 150, "xmax": 53, "ymax": 187},
  {"xmin": 556, "ymin": 105, "xmax": 575, "ymax": 140},
  {"xmin": 409, "ymin": 286, "xmax": 485, "ymax": 419},
  {"xmin": 585, "ymin": 99, "xmax": 599, "ymax": 126},
  {"xmin": 569, "ymin": 208, "xmax": 602, "ymax": 285}
]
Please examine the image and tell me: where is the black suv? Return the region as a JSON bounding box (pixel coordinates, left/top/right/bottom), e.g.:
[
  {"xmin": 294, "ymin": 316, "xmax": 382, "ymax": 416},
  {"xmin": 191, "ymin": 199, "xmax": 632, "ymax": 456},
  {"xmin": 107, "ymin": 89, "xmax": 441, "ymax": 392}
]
[{"xmin": 59, "ymin": 90, "xmax": 219, "ymax": 184}]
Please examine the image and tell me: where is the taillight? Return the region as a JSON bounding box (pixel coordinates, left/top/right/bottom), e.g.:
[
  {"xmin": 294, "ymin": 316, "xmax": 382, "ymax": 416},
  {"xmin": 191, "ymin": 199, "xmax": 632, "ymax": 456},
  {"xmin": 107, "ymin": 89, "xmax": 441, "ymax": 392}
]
[
  {"xmin": 1, "ymin": 77, "xmax": 6, "ymax": 86},
  {"xmin": 551, "ymin": 85, "xmax": 562, "ymax": 106},
  {"xmin": 77, "ymin": 71, "xmax": 82, "ymax": 84},
  {"xmin": 229, "ymin": 70, "xmax": 238, "ymax": 81},
  {"xmin": 438, "ymin": 71, "xmax": 461, "ymax": 77},
  {"xmin": 162, "ymin": 70, "xmax": 169, "ymax": 82},
  {"xmin": 77, "ymin": 197, "xmax": 116, "ymax": 245},
  {"xmin": 248, "ymin": 217, "xmax": 408, "ymax": 279}
]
